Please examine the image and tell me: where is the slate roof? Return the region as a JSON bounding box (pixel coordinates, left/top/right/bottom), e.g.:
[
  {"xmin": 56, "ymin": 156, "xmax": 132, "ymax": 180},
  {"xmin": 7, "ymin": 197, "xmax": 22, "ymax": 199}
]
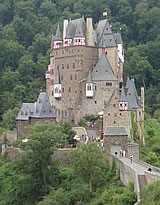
[
  {"xmin": 16, "ymin": 92, "xmax": 56, "ymax": 120},
  {"xmin": 125, "ymin": 76, "xmax": 131, "ymax": 89},
  {"xmin": 74, "ymin": 23, "xmax": 85, "ymax": 37},
  {"xmin": 86, "ymin": 71, "xmax": 92, "ymax": 83},
  {"xmin": 54, "ymin": 71, "xmax": 61, "ymax": 84},
  {"xmin": 120, "ymin": 85, "xmax": 127, "ymax": 102},
  {"xmin": 95, "ymin": 19, "xmax": 117, "ymax": 47},
  {"xmin": 113, "ymin": 32, "xmax": 123, "ymax": 44},
  {"xmin": 65, "ymin": 21, "xmax": 75, "ymax": 38},
  {"xmin": 91, "ymin": 53, "xmax": 118, "ymax": 81},
  {"xmin": 52, "ymin": 24, "xmax": 62, "ymax": 41},
  {"xmin": 126, "ymin": 79, "xmax": 141, "ymax": 109},
  {"xmin": 65, "ymin": 18, "xmax": 85, "ymax": 39},
  {"xmin": 104, "ymin": 126, "xmax": 128, "ymax": 136}
]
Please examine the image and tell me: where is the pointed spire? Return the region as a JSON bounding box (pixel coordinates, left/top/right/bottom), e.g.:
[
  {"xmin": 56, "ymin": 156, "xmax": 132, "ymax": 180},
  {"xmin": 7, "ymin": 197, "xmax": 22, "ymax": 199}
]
[
  {"xmin": 125, "ymin": 76, "xmax": 130, "ymax": 89},
  {"xmin": 65, "ymin": 21, "xmax": 74, "ymax": 38},
  {"xmin": 55, "ymin": 24, "xmax": 62, "ymax": 39},
  {"xmin": 87, "ymin": 71, "xmax": 92, "ymax": 83},
  {"xmin": 120, "ymin": 85, "xmax": 127, "ymax": 102},
  {"xmin": 74, "ymin": 23, "xmax": 84, "ymax": 37},
  {"xmin": 54, "ymin": 71, "xmax": 61, "ymax": 84}
]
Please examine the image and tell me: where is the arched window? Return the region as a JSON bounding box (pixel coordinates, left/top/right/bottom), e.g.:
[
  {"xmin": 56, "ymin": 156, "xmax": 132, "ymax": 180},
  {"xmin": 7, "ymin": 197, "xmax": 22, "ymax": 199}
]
[
  {"xmin": 55, "ymin": 87, "xmax": 58, "ymax": 93},
  {"xmin": 70, "ymin": 75, "xmax": 72, "ymax": 80}
]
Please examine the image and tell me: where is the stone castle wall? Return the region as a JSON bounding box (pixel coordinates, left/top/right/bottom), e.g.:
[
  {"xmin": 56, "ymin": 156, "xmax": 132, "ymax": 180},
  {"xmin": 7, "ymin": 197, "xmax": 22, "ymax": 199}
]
[
  {"xmin": 16, "ymin": 118, "xmax": 56, "ymax": 137},
  {"xmin": 103, "ymin": 89, "xmax": 131, "ymax": 138}
]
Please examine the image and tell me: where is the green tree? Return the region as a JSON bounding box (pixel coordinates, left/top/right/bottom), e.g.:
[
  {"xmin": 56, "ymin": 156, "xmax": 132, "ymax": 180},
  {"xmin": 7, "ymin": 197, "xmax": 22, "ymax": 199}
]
[
  {"xmin": 2, "ymin": 107, "xmax": 19, "ymax": 130},
  {"xmin": 140, "ymin": 181, "xmax": 160, "ymax": 205},
  {"xmin": 71, "ymin": 142, "xmax": 106, "ymax": 192},
  {"xmin": 37, "ymin": 188, "xmax": 70, "ymax": 205}
]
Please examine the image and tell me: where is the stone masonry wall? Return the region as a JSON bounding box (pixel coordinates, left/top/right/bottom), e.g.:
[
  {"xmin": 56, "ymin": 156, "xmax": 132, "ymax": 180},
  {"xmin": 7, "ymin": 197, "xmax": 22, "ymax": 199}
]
[
  {"xmin": 16, "ymin": 118, "xmax": 56, "ymax": 137},
  {"xmin": 104, "ymin": 135, "xmax": 128, "ymax": 153},
  {"xmin": 103, "ymin": 89, "xmax": 131, "ymax": 138}
]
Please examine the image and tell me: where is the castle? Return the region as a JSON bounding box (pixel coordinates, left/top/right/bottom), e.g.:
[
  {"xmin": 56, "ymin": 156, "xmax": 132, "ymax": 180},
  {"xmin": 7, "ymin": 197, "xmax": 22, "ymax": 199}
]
[{"xmin": 45, "ymin": 16, "xmax": 144, "ymax": 144}]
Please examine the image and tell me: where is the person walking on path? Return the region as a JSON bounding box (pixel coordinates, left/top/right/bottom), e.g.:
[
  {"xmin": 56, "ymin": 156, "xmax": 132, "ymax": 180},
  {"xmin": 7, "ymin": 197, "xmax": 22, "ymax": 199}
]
[{"xmin": 130, "ymin": 155, "xmax": 133, "ymax": 163}]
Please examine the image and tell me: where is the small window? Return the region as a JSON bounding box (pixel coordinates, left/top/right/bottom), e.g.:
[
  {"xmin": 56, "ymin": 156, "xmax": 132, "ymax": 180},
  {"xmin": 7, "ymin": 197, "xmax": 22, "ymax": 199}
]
[
  {"xmin": 110, "ymin": 39, "xmax": 112, "ymax": 42},
  {"xmin": 106, "ymin": 51, "xmax": 107, "ymax": 55},
  {"xmin": 70, "ymin": 75, "xmax": 72, "ymax": 80},
  {"xmin": 61, "ymin": 74, "xmax": 63, "ymax": 81},
  {"xmin": 62, "ymin": 50, "xmax": 64, "ymax": 54},
  {"xmin": 114, "ymin": 113, "xmax": 117, "ymax": 117},
  {"xmin": 120, "ymin": 113, "xmax": 122, "ymax": 116},
  {"xmin": 95, "ymin": 101, "xmax": 97, "ymax": 104},
  {"xmin": 73, "ymin": 63, "xmax": 75, "ymax": 68},
  {"xmin": 57, "ymin": 65, "xmax": 59, "ymax": 70},
  {"xmin": 113, "ymin": 104, "xmax": 116, "ymax": 108},
  {"xmin": 62, "ymin": 64, "xmax": 64, "ymax": 69},
  {"xmin": 108, "ymin": 113, "xmax": 110, "ymax": 116},
  {"xmin": 52, "ymin": 90, "xmax": 54, "ymax": 96},
  {"xmin": 106, "ymin": 82, "xmax": 112, "ymax": 86},
  {"xmin": 139, "ymin": 111, "xmax": 141, "ymax": 116},
  {"xmin": 62, "ymin": 88, "xmax": 64, "ymax": 93},
  {"xmin": 67, "ymin": 64, "xmax": 69, "ymax": 69},
  {"xmin": 69, "ymin": 87, "xmax": 71, "ymax": 93},
  {"xmin": 114, "ymin": 121, "xmax": 116, "ymax": 124},
  {"xmin": 95, "ymin": 86, "xmax": 97, "ymax": 90}
]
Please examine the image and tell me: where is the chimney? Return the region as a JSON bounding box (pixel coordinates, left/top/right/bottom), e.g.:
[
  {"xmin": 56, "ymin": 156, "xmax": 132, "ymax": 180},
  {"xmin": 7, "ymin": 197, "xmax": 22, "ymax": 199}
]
[
  {"xmin": 63, "ymin": 19, "xmax": 68, "ymax": 42},
  {"xmin": 86, "ymin": 18, "xmax": 94, "ymax": 46}
]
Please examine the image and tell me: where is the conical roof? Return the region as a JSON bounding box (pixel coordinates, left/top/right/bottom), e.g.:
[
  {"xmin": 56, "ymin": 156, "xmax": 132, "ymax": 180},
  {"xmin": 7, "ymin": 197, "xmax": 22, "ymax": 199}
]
[
  {"xmin": 52, "ymin": 24, "xmax": 62, "ymax": 41},
  {"xmin": 74, "ymin": 23, "xmax": 84, "ymax": 37},
  {"xmin": 120, "ymin": 85, "xmax": 127, "ymax": 102},
  {"xmin": 91, "ymin": 53, "xmax": 117, "ymax": 81},
  {"xmin": 87, "ymin": 71, "xmax": 92, "ymax": 83},
  {"xmin": 126, "ymin": 79, "xmax": 140, "ymax": 109},
  {"xmin": 65, "ymin": 21, "xmax": 75, "ymax": 38},
  {"xmin": 125, "ymin": 76, "xmax": 131, "ymax": 89},
  {"xmin": 54, "ymin": 71, "xmax": 61, "ymax": 84}
]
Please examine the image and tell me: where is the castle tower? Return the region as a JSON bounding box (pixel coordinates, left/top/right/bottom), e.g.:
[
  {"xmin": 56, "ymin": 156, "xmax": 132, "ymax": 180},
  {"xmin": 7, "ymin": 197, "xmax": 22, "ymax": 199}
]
[
  {"xmin": 64, "ymin": 21, "xmax": 74, "ymax": 47},
  {"xmin": 73, "ymin": 23, "xmax": 85, "ymax": 46},
  {"xmin": 52, "ymin": 24, "xmax": 62, "ymax": 50}
]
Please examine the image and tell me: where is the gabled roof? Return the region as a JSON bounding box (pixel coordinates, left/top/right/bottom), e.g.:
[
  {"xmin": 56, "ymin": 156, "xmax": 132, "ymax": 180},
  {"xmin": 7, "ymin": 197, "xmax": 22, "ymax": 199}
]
[
  {"xmin": 54, "ymin": 71, "xmax": 61, "ymax": 84},
  {"xmin": 16, "ymin": 92, "xmax": 56, "ymax": 120},
  {"xmin": 104, "ymin": 126, "xmax": 128, "ymax": 136},
  {"xmin": 91, "ymin": 53, "xmax": 117, "ymax": 81},
  {"xmin": 126, "ymin": 79, "xmax": 140, "ymax": 109},
  {"xmin": 95, "ymin": 19, "xmax": 117, "ymax": 47},
  {"xmin": 120, "ymin": 85, "xmax": 127, "ymax": 102}
]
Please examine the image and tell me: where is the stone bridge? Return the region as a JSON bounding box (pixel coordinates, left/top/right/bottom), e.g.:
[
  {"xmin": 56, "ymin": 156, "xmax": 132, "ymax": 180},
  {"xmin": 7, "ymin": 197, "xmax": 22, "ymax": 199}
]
[{"xmin": 109, "ymin": 153, "xmax": 160, "ymax": 203}]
